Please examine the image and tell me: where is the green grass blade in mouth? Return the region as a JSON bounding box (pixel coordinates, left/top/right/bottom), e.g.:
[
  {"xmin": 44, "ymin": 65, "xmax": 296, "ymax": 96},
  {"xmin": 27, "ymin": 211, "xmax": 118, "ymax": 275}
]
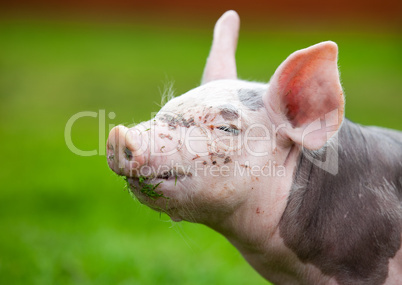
[{"xmin": 135, "ymin": 176, "xmax": 168, "ymax": 200}]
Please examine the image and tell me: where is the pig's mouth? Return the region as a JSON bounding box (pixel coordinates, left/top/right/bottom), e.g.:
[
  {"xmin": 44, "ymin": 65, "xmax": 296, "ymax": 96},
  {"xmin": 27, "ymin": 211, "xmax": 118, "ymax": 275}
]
[
  {"xmin": 126, "ymin": 167, "xmax": 192, "ymax": 198},
  {"xmin": 154, "ymin": 168, "xmax": 193, "ymax": 181},
  {"xmin": 126, "ymin": 167, "xmax": 192, "ymax": 182}
]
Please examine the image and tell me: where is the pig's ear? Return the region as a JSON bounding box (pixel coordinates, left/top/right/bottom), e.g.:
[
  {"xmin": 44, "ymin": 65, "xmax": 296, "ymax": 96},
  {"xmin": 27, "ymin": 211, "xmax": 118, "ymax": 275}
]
[
  {"xmin": 201, "ymin": 10, "xmax": 240, "ymax": 84},
  {"xmin": 265, "ymin": 41, "xmax": 345, "ymax": 150}
]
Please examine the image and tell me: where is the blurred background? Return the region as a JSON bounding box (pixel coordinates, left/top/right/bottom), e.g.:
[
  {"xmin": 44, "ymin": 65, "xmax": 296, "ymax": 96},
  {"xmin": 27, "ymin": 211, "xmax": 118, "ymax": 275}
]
[{"xmin": 0, "ymin": 1, "xmax": 401, "ymax": 284}]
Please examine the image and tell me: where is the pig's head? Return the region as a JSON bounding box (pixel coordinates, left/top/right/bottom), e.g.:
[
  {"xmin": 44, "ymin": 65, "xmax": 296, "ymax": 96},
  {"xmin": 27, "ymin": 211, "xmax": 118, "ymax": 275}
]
[{"xmin": 106, "ymin": 11, "xmax": 344, "ymax": 226}]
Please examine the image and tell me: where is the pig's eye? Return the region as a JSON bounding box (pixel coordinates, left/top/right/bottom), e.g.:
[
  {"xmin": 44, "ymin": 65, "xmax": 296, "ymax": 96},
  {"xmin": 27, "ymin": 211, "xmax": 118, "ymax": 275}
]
[{"xmin": 217, "ymin": 125, "xmax": 240, "ymax": 135}]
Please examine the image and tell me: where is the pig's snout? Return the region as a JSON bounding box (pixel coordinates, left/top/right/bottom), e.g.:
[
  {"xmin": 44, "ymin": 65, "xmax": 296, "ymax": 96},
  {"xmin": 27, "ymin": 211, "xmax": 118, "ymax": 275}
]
[{"xmin": 107, "ymin": 125, "xmax": 147, "ymax": 177}]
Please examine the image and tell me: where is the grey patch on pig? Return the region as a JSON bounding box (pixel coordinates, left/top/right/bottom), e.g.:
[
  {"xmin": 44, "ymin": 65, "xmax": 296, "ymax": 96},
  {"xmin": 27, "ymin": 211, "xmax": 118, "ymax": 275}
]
[
  {"xmin": 280, "ymin": 119, "xmax": 402, "ymax": 285},
  {"xmin": 238, "ymin": 88, "xmax": 265, "ymax": 111},
  {"xmin": 218, "ymin": 104, "xmax": 239, "ymax": 121}
]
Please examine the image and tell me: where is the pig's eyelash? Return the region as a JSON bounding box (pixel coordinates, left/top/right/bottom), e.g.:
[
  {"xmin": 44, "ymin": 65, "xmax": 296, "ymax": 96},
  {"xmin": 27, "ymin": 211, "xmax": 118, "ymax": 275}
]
[{"xmin": 217, "ymin": 125, "xmax": 240, "ymax": 135}]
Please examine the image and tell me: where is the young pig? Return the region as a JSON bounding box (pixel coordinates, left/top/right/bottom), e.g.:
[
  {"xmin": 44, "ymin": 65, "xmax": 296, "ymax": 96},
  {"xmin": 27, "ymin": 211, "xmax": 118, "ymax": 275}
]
[{"xmin": 106, "ymin": 10, "xmax": 402, "ymax": 285}]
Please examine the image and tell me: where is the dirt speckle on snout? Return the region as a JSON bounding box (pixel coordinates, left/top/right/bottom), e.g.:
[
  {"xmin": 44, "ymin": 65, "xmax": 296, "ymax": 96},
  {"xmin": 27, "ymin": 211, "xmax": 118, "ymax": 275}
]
[
  {"xmin": 159, "ymin": 133, "xmax": 173, "ymax": 140},
  {"xmin": 159, "ymin": 114, "xmax": 196, "ymax": 129},
  {"xmin": 224, "ymin": 156, "xmax": 232, "ymax": 164}
]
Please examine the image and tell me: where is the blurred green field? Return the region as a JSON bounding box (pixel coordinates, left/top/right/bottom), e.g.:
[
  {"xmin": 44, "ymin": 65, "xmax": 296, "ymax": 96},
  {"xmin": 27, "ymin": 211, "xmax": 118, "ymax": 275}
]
[{"xmin": 0, "ymin": 17, "xmax": 401, "ymax": 285}]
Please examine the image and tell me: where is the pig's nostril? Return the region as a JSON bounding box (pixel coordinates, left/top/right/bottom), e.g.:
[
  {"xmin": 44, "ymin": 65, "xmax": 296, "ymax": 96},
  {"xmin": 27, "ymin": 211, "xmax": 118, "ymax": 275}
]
[{"xmin": 124, "ymin": 147, "xmax": 133, "ymax": 160}]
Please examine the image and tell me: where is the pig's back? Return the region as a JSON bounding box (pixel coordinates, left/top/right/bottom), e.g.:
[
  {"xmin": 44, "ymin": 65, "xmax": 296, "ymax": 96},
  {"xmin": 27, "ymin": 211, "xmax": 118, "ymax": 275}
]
[
  {"xmin": 358, "ymin": 123, "xmax": 402, "ymax": 200},
  {"xmin": 364, "ymin": 125, "xmax": 402, "ymax": 147}
]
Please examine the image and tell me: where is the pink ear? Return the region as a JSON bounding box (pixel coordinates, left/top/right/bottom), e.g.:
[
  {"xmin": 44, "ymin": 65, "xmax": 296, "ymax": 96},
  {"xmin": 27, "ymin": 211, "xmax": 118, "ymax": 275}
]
[
  {"xmin": 202, "ymin": 10, "xmax": 240, "ymax": 84},
  {"xmin": 265, "ymin": 41, "xmax": 345, "ymax": 150}
]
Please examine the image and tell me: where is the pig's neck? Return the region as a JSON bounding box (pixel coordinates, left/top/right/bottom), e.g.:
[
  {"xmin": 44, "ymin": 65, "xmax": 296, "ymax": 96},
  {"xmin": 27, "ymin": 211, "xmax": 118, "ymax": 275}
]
[{"xmin": 202, "ymin": 141, "xmax": 302, "ymax": 280}]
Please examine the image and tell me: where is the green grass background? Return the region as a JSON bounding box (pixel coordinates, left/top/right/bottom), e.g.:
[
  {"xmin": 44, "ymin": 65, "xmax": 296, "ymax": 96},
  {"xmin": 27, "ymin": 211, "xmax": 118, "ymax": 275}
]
[{"xmin": 0, "ymin": 16, "xmax": 401, "ymax": 285}]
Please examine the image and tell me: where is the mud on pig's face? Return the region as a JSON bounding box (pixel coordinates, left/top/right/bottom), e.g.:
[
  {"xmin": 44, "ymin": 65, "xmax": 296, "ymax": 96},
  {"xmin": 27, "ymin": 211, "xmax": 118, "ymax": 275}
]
[{"xmin": 107, "ymin": 79, "xmax": 272, "ymax": 222}]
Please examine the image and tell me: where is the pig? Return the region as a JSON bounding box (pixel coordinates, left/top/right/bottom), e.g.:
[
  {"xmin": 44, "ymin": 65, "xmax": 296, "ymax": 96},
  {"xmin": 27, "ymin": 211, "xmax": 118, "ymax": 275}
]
[{"xmin": 106, "ymin": 10, "xmax": 402, "ymax": 285}]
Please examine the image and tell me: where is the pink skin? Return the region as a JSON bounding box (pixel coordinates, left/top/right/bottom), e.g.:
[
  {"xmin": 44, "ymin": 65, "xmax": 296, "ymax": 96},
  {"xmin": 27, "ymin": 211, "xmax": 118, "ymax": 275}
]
[
  {"xmin": 107, "ymin": 79, "xmax": 285, "ymax": 224},
  {"xmin": 105, "ymin": 10, "xmax": 361, "ymax": 285}
]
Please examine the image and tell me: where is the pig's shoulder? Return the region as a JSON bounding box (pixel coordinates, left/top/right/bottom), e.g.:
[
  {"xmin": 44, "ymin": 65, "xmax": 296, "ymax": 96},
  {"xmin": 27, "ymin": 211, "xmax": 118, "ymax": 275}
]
[{"xmin": 279, "ymin": 119, "xmax": 402, "ymax": 285}]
